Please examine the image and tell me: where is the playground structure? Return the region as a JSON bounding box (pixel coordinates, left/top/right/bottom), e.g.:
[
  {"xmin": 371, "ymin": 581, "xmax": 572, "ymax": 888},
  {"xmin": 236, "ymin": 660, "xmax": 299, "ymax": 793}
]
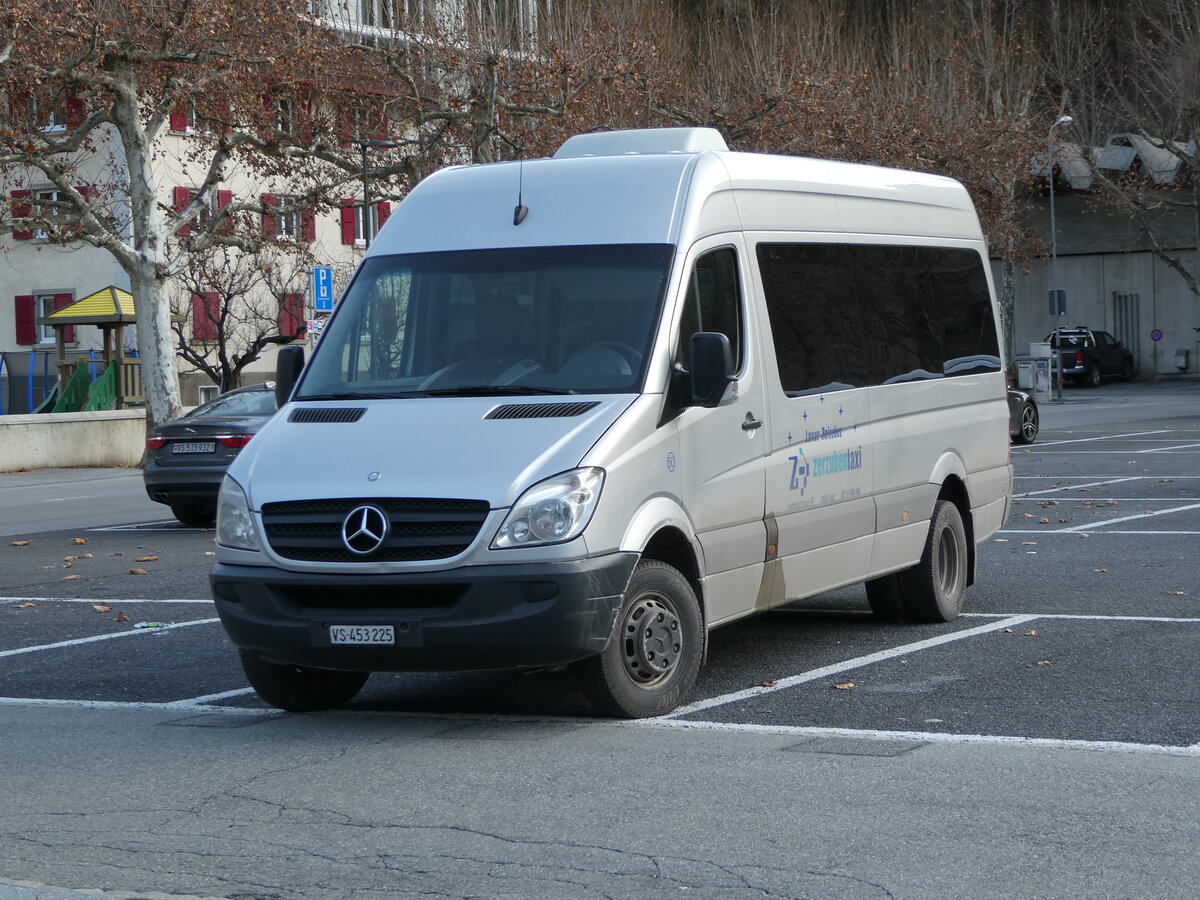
[{"xmin": 0, "ymin": 286, "xmax": 145, "ymax": 415}]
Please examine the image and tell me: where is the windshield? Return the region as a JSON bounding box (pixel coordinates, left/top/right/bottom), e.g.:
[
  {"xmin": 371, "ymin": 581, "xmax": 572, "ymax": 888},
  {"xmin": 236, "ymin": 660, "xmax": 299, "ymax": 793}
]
[{"xmin": 297, "ymin": 244, "xmax": 673, "ymax": 399}]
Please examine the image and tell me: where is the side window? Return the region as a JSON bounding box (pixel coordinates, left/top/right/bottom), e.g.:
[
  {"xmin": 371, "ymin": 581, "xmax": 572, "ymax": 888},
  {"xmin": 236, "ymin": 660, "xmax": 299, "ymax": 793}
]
[
  {"xmin": 675, "ymin": 247, "xmax": 743, "ymax": 372},
  {"xmin": 758, "ymin": 242, "xmax": 1000, "ymax": 395}
]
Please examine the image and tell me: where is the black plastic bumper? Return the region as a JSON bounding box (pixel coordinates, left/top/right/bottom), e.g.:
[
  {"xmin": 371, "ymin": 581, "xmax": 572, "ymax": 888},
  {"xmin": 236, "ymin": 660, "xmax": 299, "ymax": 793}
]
[{"xmin": 210, "ymin": 553, "xmax": 639, "ymax": 671}]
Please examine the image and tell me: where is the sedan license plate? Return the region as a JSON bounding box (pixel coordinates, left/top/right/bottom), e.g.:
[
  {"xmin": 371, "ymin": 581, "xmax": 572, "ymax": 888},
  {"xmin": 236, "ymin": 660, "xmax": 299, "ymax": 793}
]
[
  {"xmin": 329, "ymin": 625, "xmax": 395, "ymax": 645},
  {"xmin": 172, "ymin": 441, "xmax": 216, "ymax": 454}
]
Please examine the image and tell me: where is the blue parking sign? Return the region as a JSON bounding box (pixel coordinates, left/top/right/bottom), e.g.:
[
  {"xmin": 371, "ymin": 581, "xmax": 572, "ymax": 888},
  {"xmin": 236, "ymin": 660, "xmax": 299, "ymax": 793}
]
[{"xmin": 313, "ymin": 266, "xmax": 334, "ymax": 312}]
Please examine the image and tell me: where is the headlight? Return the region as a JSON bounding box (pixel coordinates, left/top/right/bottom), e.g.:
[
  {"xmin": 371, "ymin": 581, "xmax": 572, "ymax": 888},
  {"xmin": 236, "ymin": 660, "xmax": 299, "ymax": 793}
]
[
  {"xmin": 216, "ymin": 476, "xmax": 260, "ymax": 551},
  {"xmin": 492, "ymin": 468, "xmax": 604, "ymax": 549}
]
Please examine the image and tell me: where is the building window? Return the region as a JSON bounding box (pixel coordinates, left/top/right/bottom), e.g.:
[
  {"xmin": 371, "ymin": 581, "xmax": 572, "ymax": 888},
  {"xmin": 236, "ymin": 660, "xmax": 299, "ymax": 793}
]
[
  {"xmin": 27, "ymin": 96, "xmax": 67, "ymax": 132},
  {"xmin": 276, "ymin": 98, "xmax": 294, "ymax": 134},
  {"xmin": 360, "ymin": 0, "xmax": 393, "ymax": 28},
  {"xmin": 31, "ymin": 189, "xmax": 62, "ymax": 240},
  {"xmin": 276, "ymin": 196, "xmax": 300, "ymax": 240}
]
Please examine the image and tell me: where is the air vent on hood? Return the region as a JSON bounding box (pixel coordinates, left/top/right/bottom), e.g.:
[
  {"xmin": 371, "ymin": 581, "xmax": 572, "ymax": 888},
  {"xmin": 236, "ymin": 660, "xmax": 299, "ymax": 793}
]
[
  {"xmin": 485, "ymin": 401, "xmax": 601, "ymax": 420},
  {"xmin": 288, "ymin": 407, "xmax": 367, "ymax": 424}
]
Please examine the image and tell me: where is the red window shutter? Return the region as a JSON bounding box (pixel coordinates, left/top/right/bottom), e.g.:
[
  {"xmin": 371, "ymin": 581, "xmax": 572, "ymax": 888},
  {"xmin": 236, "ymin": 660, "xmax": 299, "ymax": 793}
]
[
  {"xmin": 173, "ymin": 185, "xmax": 192, "ymax": 236},
  {"xmin": 65, "ymin": 96, "xmax": 84, "ymax": 129},
  {"xmin": 339, "ymin": 201, "xmax": 357, "ymax": 245},
  {"xmin": 279, "ymin": 293, "xmax": 305, "ymax": 338},
  {"xmin": 14, "ymin": 295, "xmax": 37, "ymax": 345},
  {"xmin": 261, "ymin": 193, "xmax": 277, "ymax": 237},
  {"xmin": 300, "ymin": 207, "xmax": 316, "ymax": 242},
  {"xmin": 54, "ymin": 293, "xmax": 76, "ymax": 343},
  {"xmin": 377, "ymin": 201, "xmax": 391, "ymax": 228},
  {"xmin": 216, "ymin": 190, "xmax": 233, "ymax": 233},
  {"xmin": 192, "ymin": 292, "xmax": 219, "ymax": 341},
  {"xmin": 169, "ymin": 106, "xmax": 188, "ymax": 132},
  {"xmin": 11, "ymin": 190, "xmax": 32, "ymax": 241}
]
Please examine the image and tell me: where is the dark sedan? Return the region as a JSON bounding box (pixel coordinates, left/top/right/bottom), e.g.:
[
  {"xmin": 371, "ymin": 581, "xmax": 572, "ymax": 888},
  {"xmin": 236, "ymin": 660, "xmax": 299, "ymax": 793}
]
[
  {"xmin": 143, "ymin": 383, "xmax": 277, "ymax": 526},
  {"xmin": 1008, "ymin": 387, "xmax": 1039, "ymax": 445}
]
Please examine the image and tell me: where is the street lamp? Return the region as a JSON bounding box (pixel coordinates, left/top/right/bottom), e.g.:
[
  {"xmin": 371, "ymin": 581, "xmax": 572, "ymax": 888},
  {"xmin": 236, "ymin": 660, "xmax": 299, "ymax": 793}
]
[
  {"xmin": 357, "ymin": 139, "xmax": 397, "ymax": 249},
  {"xmin": 1047, "ymin": 114, "xmax": 1072, "ymax": 400}
]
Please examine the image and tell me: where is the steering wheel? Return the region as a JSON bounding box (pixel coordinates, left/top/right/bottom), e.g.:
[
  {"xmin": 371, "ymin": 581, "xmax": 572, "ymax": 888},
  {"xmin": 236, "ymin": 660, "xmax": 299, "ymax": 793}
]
[{"xmin": 588, "ymin": 341, "xmax": 643, "ymax": 367}]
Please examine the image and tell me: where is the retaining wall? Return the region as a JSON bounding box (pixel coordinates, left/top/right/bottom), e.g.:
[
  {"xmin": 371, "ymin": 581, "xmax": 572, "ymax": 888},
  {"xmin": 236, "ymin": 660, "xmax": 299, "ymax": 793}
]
[{"xmin": 0, "ymin": 410, "xmax": 146, "ymax": 471}]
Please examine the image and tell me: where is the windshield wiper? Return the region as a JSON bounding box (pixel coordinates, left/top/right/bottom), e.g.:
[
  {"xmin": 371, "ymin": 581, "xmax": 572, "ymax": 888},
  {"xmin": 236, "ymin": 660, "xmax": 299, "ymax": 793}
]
[
  {"xmin": 420, "ymin": 385, "xmax": 577, "ymax": 397},
  {"xmin": 296, "ymin": 391, "xmax": 415, "ymax": 400}
]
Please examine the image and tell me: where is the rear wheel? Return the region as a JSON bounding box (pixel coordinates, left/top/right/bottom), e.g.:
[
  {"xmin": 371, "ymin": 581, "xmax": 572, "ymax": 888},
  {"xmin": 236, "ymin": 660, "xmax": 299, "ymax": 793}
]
[
  {"xmin": 901, "ymin": 500, "xmax": 968, "ymax": 622},
  {"xmin": 1086, "ymin": 364, "xmax": 1103, "ymax": 387},
  {"xmin": 240, "ymin": 650, "xmax": 369, "ymax": 712},
  {"xmin": 170, "ymin": 504, "xmax": 215, "ymax": 527},
  {"xmin": 576, "ymin": 560, "xmax": 703, "ymax": 718},
  {"xmin": 1013, "ymin": 401, "xmax": 1039, "ymax": 444}
]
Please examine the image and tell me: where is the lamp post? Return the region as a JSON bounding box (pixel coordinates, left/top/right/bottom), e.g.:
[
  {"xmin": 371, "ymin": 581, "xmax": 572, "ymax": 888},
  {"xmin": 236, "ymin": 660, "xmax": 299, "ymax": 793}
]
[
  {"xmin": 357, "ymin": 139, "xmax": 397, "ymax": 249},
  {"xmin": 1047, "ymin": 114, "xmax": 1072, "ymax": 400}
]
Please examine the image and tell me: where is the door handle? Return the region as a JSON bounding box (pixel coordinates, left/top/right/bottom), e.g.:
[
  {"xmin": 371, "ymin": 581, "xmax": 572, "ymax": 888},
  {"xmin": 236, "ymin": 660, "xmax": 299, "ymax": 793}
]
[{"xmin": 741, "ymin": 413, "xmax": 763, "ymax": 432}]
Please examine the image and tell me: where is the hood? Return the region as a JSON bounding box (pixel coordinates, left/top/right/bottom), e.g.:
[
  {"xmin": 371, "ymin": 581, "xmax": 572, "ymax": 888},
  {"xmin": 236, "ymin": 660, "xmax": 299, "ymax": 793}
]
[{"xmin": 229, "ymin": 395, "xmax": 635, "ymax": 510}]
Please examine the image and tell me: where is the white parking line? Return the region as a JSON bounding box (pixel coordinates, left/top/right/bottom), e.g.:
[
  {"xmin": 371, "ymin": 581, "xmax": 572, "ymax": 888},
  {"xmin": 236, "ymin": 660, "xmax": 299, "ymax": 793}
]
[
  {"xmin": 661, "ymin": 614, "xmax": 1039, "ymax": 719},
  {"xmin": 1015, "ymin": 477, "xmax": 1141, "ymax": 497},
  {"xmin": 1136, "ymin": 442, "xmax": 1200, "ymax": 454},
  {"xmin": 960, "ymin": 612, "xmax": 1200, "ymax": 624},
  {"xmin": 2, "ymin": 597, "xmax": 212, "ymax": 605},
  {"xmin": 0, "ymin": 695, "xmax": 271, "ymax": 715},
  {"xmin": 641, "ymin": 720, "xmax": 1200, "ymax": 756},
  {"xmin": 1032, "ymin": 430, "xmax": 1173, "ymax": 447},
  {"xmin": 1000, "ymin": 530, "xmax": 1200, "ymax": 536},
  {"xmin": 1056, "ymin": 502, "xmax": 1200, "ymax": 532},
  {"xmin": 0, "ymin": 618, "xmax": 221, "ymax": 659}
]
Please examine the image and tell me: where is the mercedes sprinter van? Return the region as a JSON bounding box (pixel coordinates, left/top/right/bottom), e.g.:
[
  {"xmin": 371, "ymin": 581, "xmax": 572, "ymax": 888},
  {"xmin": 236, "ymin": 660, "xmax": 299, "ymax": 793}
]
[{"xmin": 211, "ymin": 127, "xmax": 1012, "ymax": 717}]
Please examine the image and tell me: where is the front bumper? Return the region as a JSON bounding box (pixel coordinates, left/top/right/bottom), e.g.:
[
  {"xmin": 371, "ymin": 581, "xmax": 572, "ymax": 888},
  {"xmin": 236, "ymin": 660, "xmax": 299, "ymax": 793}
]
[{"xmin": 210, "ymin": 552, "xmax": 638, "ymax": 671}]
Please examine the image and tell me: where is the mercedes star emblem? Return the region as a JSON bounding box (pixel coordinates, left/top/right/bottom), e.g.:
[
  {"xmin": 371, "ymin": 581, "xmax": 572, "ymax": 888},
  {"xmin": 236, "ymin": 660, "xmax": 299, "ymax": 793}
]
[{"xmin": 341, "ymin": 505, "xmax": 389, "ymax": 555}]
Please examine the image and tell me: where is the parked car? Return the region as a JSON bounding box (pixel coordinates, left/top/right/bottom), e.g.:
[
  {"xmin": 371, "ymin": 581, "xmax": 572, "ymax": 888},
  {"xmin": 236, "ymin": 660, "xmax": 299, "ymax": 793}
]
[
  {"xmin": 1045, "ymin": 327, "xmax": 1135, "ymax": 387},
  {"xmin": 143, "ymin": 383, "xmax": 277, "ymax": 526},
  {"xmin": 1008, "ymin": 387, "xmax": 1039, "ymax": 444}
]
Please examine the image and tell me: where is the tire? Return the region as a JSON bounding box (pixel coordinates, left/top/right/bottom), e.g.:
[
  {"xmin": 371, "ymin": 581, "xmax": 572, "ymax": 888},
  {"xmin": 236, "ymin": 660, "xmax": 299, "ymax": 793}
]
[
  {"xmin": 1122, "ymin": 359, "xmax": 1135, "ymax": 382},
  {"xmin": 171, "ymin": 504, "xmax": 216, "ymax": 527},
  {"xmin": 901, "ymin": 500, "xmax": 969, "ymax": 623},
  {"xmin": 240, "ymin": 650, "xmax": 369, "ymax": 712},
  {"xmin": 1013, "ymin": 401, "xmax": 1039, "ymax": 445},
  {"xmin": 1086, "ymin": 364, "xmax": 1103, "ymax": 387},
  {"xmin": 576, "ymin": 559, "xmax": 703, "ymax": 718}
]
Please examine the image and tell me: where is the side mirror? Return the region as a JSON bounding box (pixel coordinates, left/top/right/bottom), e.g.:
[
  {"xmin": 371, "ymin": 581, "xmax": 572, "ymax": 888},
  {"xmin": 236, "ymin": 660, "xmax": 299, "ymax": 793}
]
[
  {"xmin": 689, "ymin": 332, "xmax": 736, "ymax": 408},
  {"xmin": 275, "ymin": 345, "xmax": 305, "ymax": 408}
]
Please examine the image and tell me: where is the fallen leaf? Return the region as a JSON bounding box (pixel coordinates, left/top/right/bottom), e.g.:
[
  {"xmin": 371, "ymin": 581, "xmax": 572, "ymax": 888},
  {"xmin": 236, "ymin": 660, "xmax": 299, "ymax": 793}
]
[
  {"xmin": 106, "ymin": 552, "xmax": 124, "ymax": 557},
  {"xmin": 1078, "ymin": 533, "xmax": 1091, "ymax": 538},
  {"xmin": 128, "ymin": 568, "xmax": 148, "ymax": 576},
  {"xmin": 72, "ymin": 538, "xmax": 88, "ymax": 545},
  {"xmin": 753, "ymin": 680, "xmax": 777, "ymax": 688},
  {"xmin": 63, "ymin": 575, "xmax": 80, "ymax": 580},
  {"xmin": 1025, "ymin": 629, "xmax": 1038, "ymax": 636},
  {"xmin": 1023, "ymin": 513, "xmax": 1036, "ymax": 519},
  {"xmin": 1093, "ymin": 568, "xmax": 1108, "ymax": 573},
  {"xmin": 1168, "ymin": 591, "xmax": 1186, "ymax": 596},
  {"xmin": 1000, "ymin": 628, "xmax": 1015, "ymax": 633},
  {"xmin": 62, "ymin": 563, "xmax": 72, "ymax": 569},
  {"xmin": 16, "ymin": 602, "xmax": 41, "ymax": 608},
  {"xmin": 40, "ymin": 565, "xmax": 56, "ymax": 570},
  {"xmin": 204, "ymin": 551, "xmax": 215, "ymax": 556},
  {"xmin": 1059, "ymin": 519, "xmax": 1069, "ymax": 523},
  {"xmin": 63, "ymin": 556, "xmax": 79, "ymax": 562},
  {"xmin": 1037, "ymin": 660, "xmax": 1051, "ymax": 666},
  {"xmin": 115, "ymin": 611, "xmax": 129, "ymax": 623},
  {"xmin": 834, "ymin": 682, "xmax": 855, "ymax": 690},
  {"xmin": 1039, "ymin": 518, "xmax": 1050, "ymax": 524},
  {"xmin": 9, "ymin": 540, "xmax": 30, "ymax": 547},
  {"xmin": 993, "ymin": 538, "xmax": 1009, "ymax": 543},
  {"xmin": 135, "ymin": 556, "xmax": 158, "ymax": 562},
  {"xmin": 92, "ymin": 604, "xmax": 112, "ymax": 613},
  {"xmin": 1160, "ymin": 478, "xmax": 1174, "ymax": 483},
  {"xmin": 1022, "ymin": 542, "xmax": 1037, "ymax": 546}
]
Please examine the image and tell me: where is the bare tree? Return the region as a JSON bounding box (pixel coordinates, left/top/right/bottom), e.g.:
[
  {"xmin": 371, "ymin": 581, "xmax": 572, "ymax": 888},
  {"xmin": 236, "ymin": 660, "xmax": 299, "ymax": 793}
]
[{"xmin": 1, "ymin": 0, "xmax": 396, "ymax": 427}]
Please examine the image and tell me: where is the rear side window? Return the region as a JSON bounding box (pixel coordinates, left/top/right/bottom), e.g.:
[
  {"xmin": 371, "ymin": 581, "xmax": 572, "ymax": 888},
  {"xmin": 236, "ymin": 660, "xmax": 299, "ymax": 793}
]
[{"xmin": 756, "ymin": 243, "xmax": 1000, "ymax": 395}]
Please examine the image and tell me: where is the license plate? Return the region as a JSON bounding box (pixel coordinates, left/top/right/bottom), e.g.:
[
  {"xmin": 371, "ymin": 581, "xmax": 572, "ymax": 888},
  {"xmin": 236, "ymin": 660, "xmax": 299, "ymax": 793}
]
[
  {"xmin": 329, "ymin": 625, "xmax": 395, "ymax": 645},
  {"xmin": 172, "ymin": 441, "xmax": 216, "ymax": 453}
]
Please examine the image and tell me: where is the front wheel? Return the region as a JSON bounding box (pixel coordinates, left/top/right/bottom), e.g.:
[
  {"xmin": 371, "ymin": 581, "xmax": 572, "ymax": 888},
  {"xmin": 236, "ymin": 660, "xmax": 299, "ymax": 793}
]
[
  {"xmin": 576, "ymin": 560, "xmax": 703, "ymax": 718},
  {"xmin": 240, "ymin": 650, "xmax": 369, "ymax": 712}
]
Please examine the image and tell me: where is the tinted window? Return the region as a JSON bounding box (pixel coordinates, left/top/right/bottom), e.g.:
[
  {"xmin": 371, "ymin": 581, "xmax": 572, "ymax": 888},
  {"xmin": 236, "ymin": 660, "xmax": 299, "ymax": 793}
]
[
  {"xmin": 675, "ymin": 247, "xmax": 743, "ymax": 371},
  {"xmin": 757, "ymin": 243, "xmax": 1000, "ymax": 395},
  {"xmin": 189, "ymin": 388, "xmax": 276, "ymax": 418}
]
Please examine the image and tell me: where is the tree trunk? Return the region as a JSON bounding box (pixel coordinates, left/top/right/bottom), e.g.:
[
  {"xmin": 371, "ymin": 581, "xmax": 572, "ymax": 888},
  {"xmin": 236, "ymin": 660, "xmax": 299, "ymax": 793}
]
[{"xmin": 130, "ymin": 270, "xmax": 184, "ymax": 429}]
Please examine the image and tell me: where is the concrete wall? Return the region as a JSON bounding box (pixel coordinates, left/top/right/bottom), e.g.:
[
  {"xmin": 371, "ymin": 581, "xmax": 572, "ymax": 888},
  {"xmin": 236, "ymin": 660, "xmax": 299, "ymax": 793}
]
[{"xmin": 0, "ymin": 410, "xmax": 146, "ymax": 471}]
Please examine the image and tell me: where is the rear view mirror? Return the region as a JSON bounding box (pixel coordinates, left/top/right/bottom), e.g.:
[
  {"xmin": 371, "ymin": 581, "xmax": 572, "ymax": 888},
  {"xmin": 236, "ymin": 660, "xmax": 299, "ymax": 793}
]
[
  {"xmin": 689, "ymin": 332, "xmax": 736, "ymax": 408},
  {"xmin": 275, "ymin": 345, "xmax": 305, "ymax": 408}
]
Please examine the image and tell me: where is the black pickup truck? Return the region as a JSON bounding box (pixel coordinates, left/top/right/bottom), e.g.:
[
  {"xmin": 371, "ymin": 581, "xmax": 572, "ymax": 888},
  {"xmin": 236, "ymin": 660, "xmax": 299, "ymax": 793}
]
[{"xmin": 1046, "ymin": 327, "xmax": 1136, "ymax": 387}]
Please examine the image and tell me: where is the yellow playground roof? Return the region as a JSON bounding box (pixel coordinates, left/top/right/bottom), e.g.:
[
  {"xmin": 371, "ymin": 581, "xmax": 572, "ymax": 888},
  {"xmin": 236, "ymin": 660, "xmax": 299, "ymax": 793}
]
[{"xmin": 40, "ymin": 285, "xmax": 137, "ymax": 324}]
